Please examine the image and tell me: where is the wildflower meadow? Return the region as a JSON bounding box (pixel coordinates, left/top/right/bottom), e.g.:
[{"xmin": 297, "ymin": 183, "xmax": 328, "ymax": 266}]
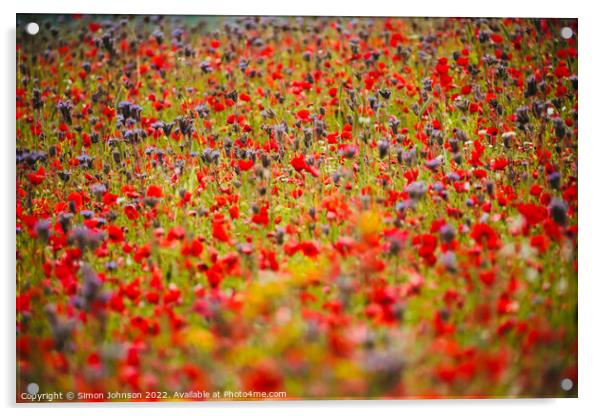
[{"xmin": 16, "ymin": 15, "xmax": 578, "ymax": 401}]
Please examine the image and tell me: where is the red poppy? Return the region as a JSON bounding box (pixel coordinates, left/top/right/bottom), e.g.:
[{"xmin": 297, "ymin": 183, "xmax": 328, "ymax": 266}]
[
  {"xmin": 107, "ymin": 225, "xmax": 125, "ymax": 243},
  {"xmin": 146, "ymin": 185, "xmax": 163, "ymax": 198},
  {"xmin": 238, "ymin": 159, "xmax": 254, "ymax": 171},
  {"xmin": 212, "ymin": 216, "xmax": 230, "ymax": 242},
  {"xmin": 290, "ymin": 154, "xmax": 319, "ymax": 177}
]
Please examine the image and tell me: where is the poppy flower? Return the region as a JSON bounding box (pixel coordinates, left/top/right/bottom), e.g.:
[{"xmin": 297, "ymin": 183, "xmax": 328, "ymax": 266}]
[
  {"xmin": 146, "ymin": 185, "xmax": 163, "ymax": 198},
  {"xmin": 251, "ymin": 205, "xmax": 270, "ymax": 226},
  {"xmin": 212, "ymin": 216, "xmax": 230, "ymax": 242},
  {"xmin": 290, "ymin": 154, "xmax": 319, "ymax": 177},
  {"xmin": 26, "ymin": 166, "xmax": 46, "ymax": 185},
  {"xmin": 237, "ymin": 159, "xmax": 254, "ymax": 171},
  {"xmin": 106, "ymin": 225, "xmax": 124, "ymax": 243}
]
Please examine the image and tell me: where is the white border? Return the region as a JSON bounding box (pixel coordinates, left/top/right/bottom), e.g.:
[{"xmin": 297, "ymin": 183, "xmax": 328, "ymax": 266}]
[{"xmin": 2, "ymin": 1, "xmax": 600, "ymax": 415}]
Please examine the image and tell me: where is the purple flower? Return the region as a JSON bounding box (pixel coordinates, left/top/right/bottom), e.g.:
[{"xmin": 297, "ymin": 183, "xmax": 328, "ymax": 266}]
[
  {"xmin": 439, "ymin": 224, "xmax": 456, "ymax": 243},
  {"xmin": 549, "ymin": 198, "xmax": 568, "ymax": 226},
  {"xmin": 377, "ymin": 139, "xmax": 390, "ymax": 159},
  {"xmin": 425, "ymin": 157, "xmax": 442, "ymax": 171},
  {"xmin": 57, "ymin": 100, "xmax": 74, "ymax": 125},
  {"xmin": 34, "ymin": 219, "xmax": 51, "ymax": 242},
  {"xmin": 547, "ymin": 171, "xmax": 561, "ymax": 189},
  {"xmin": 80, "ymin": 263, "xmax": 106, "ymax": 309},
  {"xmin": 405, "ymin": 181, "xmax": 427, "ymax": 201},
  {"xmin": 68, "ymin": 226, "xmax": 105, "ymax": 252}
]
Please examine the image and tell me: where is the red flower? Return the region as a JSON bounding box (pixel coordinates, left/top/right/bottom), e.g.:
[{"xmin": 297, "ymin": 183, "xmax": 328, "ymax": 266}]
[
  {"xmin": 167, "ymin": 226, "xmax": 186, "ymax": 242},
  {"xmin": 181, "ymin": 238, "xmax": 204, "ymax": 257},
  {"xmin": 124, "ymin": 205, "xmax": 139, "ymax": 221},
  {"xmin": 290, "ymin": 154, "xmax": 319, "ymax": 177},
  {"xmin": 107, "ymin": 225, "xmax": 124, "ymax": 243},
  {"xmin": 88, "ymin": 22, "xmax": 101, "ymax": 32},
  {"xmin": 260, "ymin": 249, "xmax": 279, "ymax": 271},
  {"xmin": 102, "ymin": 192, "xmax": 119, "ymax": 206},
  {"xmin": 237, "ymin": 159, "xmax": 254, "ymax": 171},
  {"xmin": 252, "ymin": 205, "xmax": 270, "ymax": 226},
  {"xmin": 490, "ymin": 158, "xmax": 509, "ymax": 171},
  {"xmin": 26, "ymin": 166, "xmax": 45, "ymax": 185},
  {"xmin": 517, "ymin": 203, "xmax": 547, "ymax": 227},
  {"xmin": 470, "ymin": 223, "xmax": 500, "ymax": 249},
  {"xmin": 299, "ymin": 241, "xmax": 320, "ymax": 257},
  {"xmin": 212, "ymin": 216, "xmax": 230, "ymax": 242},
  {"xmin": 530, "ymin": 234, "xmax": 549, "ymax": 253},
  {"xmin": 291, "ymin": 154, "xmax": 307, "ymax": 172},
  {"xmin": 412, "ymin": 233, "xmax": 438, "ymax": 265},
  {"xmin": 133, "ymin": 244, "xmax": 151, "ymax": 263},
  {"xmin": 146, "ymin": 185, "xmax": 163, "ymax": 198},
  {"xmin": 479, "ymin": 270, "xmax": 496, "ymax": 287},
  {"xmin": 206, "ymin": 263, "xmax": 223, "ymax": 288},
  {"xmin": 296, "ymin": 109, "xmax": 310, "ymax": 121},
  {"xmin": 243, "ymin": 359, "xmax": 283, "ymax": 393},
  {"xmin": 109, "ymin": 293, "xmax": 125, "ymax": 313}
]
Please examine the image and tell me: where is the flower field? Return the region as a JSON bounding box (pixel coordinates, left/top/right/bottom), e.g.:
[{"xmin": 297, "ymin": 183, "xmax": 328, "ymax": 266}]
[{"xmin": 16, "ymin": 15, "xmax": 578, "ymax": 401}]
